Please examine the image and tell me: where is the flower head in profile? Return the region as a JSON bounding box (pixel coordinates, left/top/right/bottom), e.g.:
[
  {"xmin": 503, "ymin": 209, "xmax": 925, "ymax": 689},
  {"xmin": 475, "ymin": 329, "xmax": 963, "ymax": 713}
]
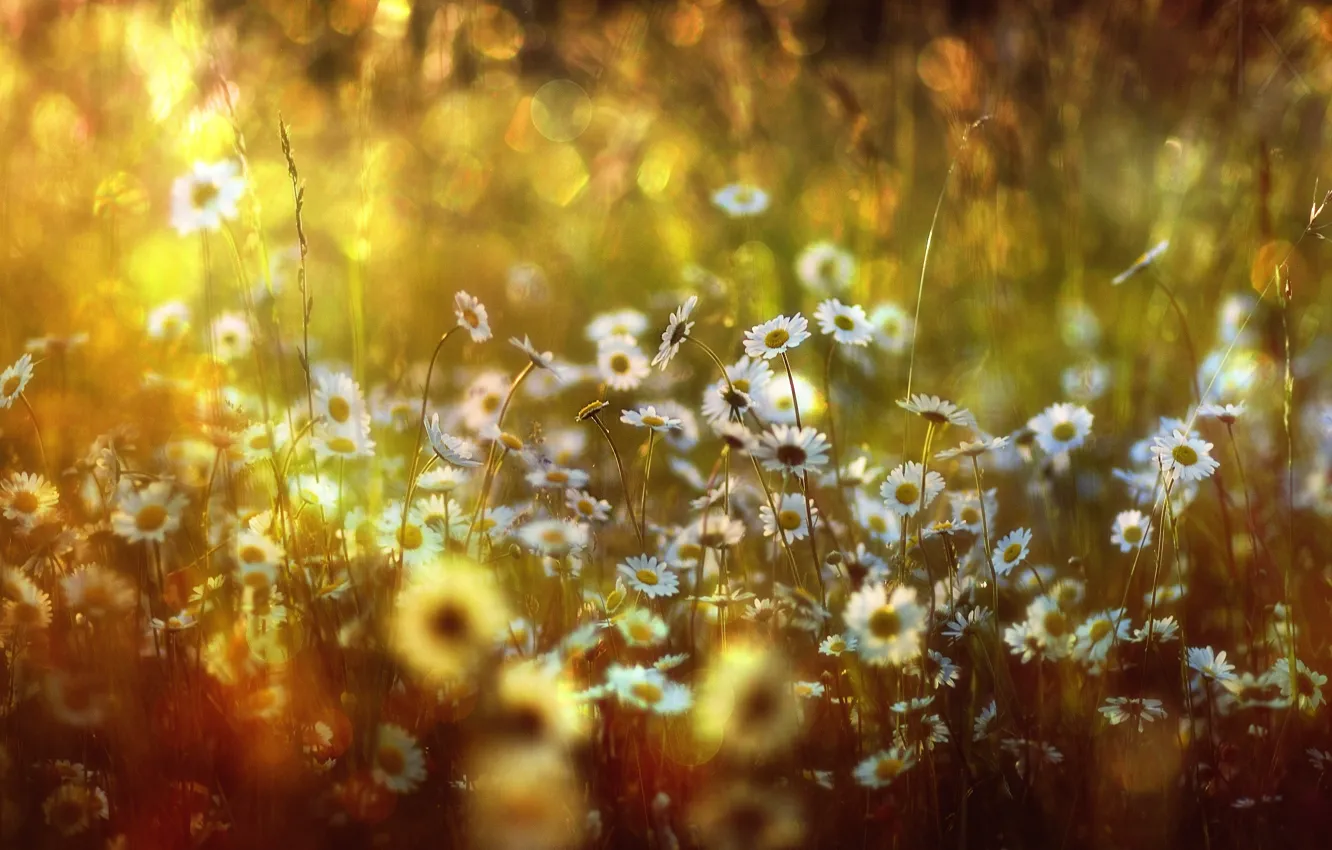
[
  {"xmin": 898, "ymin": 395, "xmax": 976, "ymax": 428},
  {"xmin": 854, "ymin": 747, "xmax": 916, "ymax": 788},
  {"xmin": 453, "ymin": 291, "xmax": 492, "ymax": 342},
  {"xmin": 744, "ymin": 314, "xmax": 811, "ymax": 361},
  {"xmin": 0, "ymin": 353, "xmax": 35, "ymax": 408},
  {"xmin": 936, "ymin": 435, "xmax": 1010, "ymax": 461},
  {"xmin": 424, "ymin": 414, "xmax": 483, "ymax": 467},
  {"xmin": 1198, "ymin": 401, "xmax": 1245, "ymax": 425},
  {"xmin": 1151, "ymin": 430, "xmax": 1220, "ymax": 483},
  {"xmin": 1270, "ymin": 657, "xmax": 1327, "ymax": 713},
  {"xmin": 814, "ymin": 299, "xmax": 874, "ymax": 346},
  {"xmin": 1187, "ymin": 646, "xmax": 1237, "ymax": 682},
  {"xmin": 620, "ymin": 406, "xmax": 682, "ymax": 432},
  {"xmin": 170, "ymin": 160, "xmax": 245, "ymax": 235},
  {"xmin": 651, "ymin": 295, "xmax": 698, "ymax": 369},
  {"xmin": 754, "ymin": 425, "xmax": 829, "ymax": 475},
  {"xmin": 992, "ymin": 527, "xmax": 1032, "ymax": 577},
  {"xmin": 880, "ymin": 462, "xmax": 945, "ymax": 518},
  {"xmin": 508, "ymin": 335, "xmax": 559, "ymax": 374},
  {"xmin": 712, "ymin": 183, "xmax": 769, "ymax": 217},
  {"xmin": 1027, "ymin": 402, "xmax": 1094, "ymax": 454},
  {"xmin": 1099, "ymin": 697, "xmax": 1167, "ymax": 732}
]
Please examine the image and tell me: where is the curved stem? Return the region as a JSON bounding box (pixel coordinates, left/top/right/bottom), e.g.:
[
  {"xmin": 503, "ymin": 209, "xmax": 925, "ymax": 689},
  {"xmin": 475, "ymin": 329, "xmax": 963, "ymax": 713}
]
[
  {"xmin": 589, "ymin": 413, "xmax": 644, "ymax": 547},
  {"xmin": 400, "ymin": 327, "xmax": 459, "ymax": 569},
  {"xmin": 466, "ymin": 361, "xmax": 535, "ymax": 548},
  {"xmin": 639, "ymin": 431, "xmax": 655, "ymax": 542},
  {"xmin": 18, "ymin": 393, "xmax": 49, "ymax": 478},
  {"xmin": 780, "ymin": 351, "xmax": 802, "ymax": 429}
]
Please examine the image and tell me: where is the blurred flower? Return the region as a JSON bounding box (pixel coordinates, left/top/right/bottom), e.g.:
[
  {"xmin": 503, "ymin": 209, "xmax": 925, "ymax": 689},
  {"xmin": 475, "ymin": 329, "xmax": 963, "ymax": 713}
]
[
  {"xmin": 170, "ymin": 160, "xmax": 244, "ymax": 235},
  {"xmin": 712, "ymin": 183, "xmax": 769, "ymax": 217},
  {"xmin": 1027, "ymin": 402, "xmax": 1093, "ymax": 454},
  {"xmin": 814, "ymin": 298, "xmax": 873, "ymax": 345},
  {"xmin": 390, "ymin": 557, "xmax": 509, "ymax": 685},
  {"xmin": 845, "ymin": 584, "xmax": 926, "ymax": 666},
  {"xmin": 454, "ymin": 291, "xmax": 492, "ymax": 342},
  {"xmin": 1110, "ymin": 509, "xmax": 1152, "ymax": 552},
  {"xmin": 854, "ymin": 747, "xmax": 916, "ymax": 788},
  {"xmin": 0, "ymin": 353, "xmax": 35, "ymax": 408},
  {"xmin": 797, "ymin": 241, "xmax": 856, "ymax": 294}
]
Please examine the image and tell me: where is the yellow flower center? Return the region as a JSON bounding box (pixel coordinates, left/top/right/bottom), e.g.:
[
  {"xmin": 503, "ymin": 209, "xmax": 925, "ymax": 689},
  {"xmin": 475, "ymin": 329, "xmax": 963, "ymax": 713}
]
[
  {"xmin": 763, "ymin": 328, "xmax": 790, "ymax": 349},
  {"xmin": 1043, "ymin": 610, "xmax": 1068, "ymax": 638},
  {"xmin": 328, "ymin": 396, "xmax": 351, "ymax": 423},
  {"xmin": 733, "ymin": 379, "xmax": 751, "ymax": 393},
  {"xmin": 874, "ymin": 757, "xmax": 905, "ymax": 782},
  {"xmin": 546, "ymin": 470, "xmax": 569, "ymax": 484},
  {"xmin": 894, "ymin": 482, "xmax": 920, "ymax": 506},
  {"xmin": 399, "ymin": 525, "xmax": 423, "ymax": 550},
  {"xmin": 628, "ymin": 622, "xmax": 653, "ymax": 642},
  {"xmin": 960, "ymin": 507, "xmax": 979, "ymax": 524},
  {"xmin": 868, "ymin": 514, "xmax": 888, "ymax": 533},
  {"xmin": 1051, "ymin": 421, "xmax": 1077, "ymax": 442},
  {"xmin": 641, "ymin": 415, "xmax": 665, "ymax": 428},
  {"xmin": 1089, "ymin": 620, "xmax": 1112, "ymax": 643},
  {"xmin": 777, "ymin": 509, "xmax": 803, "ymax": 531},
  {"xmin": 191, "ymin": 181, "xmax": 220, "ymax": 209},
  {"xmin": 1002, "ymin": 542, "xmax": 1022, "ymax": 563},
  {"xmin": 12, "ymin": 490, "xmax": 39, "ymax": 514},
  {"xmin": 609, "ymin": 353, "xmax": 630, "ymax": 374},
  {"xmin": 248, "ymin": 432, "xmax": 271, "ymax": 450},
  {"xmin": 635, "ymin": 569, "xmax": 659, "ymax": 586},
  {"xmin": 239, "ymin": 545, "xmax": 267, "ymax": 563},
  {"xmin": 631, "ymin": 682, "xmax": 663, "ymax": 704},
  {"xmin": 868, "ymin": 605, "xmax": 901, "ymax": 639},
  {"xmin": 482, "ymin": 394, "xmax": 501, "ymax": 414},
  {"xmin": 462, "ymin": 309, "xmax": 480, "ymax": 328},
  {"xmin": 326, "ymin": 436, "xmax": 356, "ymax": 454},
  {"xmin": 1172, "ymin": 444, "xmax": 1199, "ymax": 466},
  {"xmin": 135, "ymin": 504, "xmax": 168, "ymax": 532},
  {"xmin": 2, "ymin": 375, "xmax": 20, "ymax": 397},
  {"xmin": 1123, "ymin": 525, "xmax": 1143, "ymax": 543},
  {"xmin": 834, "ymin": 314, "xmax": 855, "ymax": 331}
]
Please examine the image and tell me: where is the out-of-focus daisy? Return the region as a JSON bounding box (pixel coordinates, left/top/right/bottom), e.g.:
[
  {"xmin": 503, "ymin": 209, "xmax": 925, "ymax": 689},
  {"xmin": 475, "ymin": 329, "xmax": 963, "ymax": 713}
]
[
  {"xmin": 112, "ymin": 482, "xmax": 186, "ymax": 544},
  {"xmin": 759, "ymin": 492, "xmax": 817, "ymax": 541},
  {"xmin": 517, "ymin": 519, "xmax": 588, "ymax": 558},
  {"xmin": 992, "ymin": 527, "xmax": 1032, "ymax": 577},
  {"xmin": 942, "ymin": 607, "xmax": 991, "ymax": 642},
  {"xmin": 4, "ymin": 571, "xmax": 54, "ymax": 630},
  {"xmin": 170, "ymin": 160, "xmax": 244, "ymax": 235},
  {"xmin": 853, "ymin": 747, "xmax": 916, "ymax": 788},
  {"xmin": 844, "ymin": 584, "xmax": 926, "ymax": 667},
  {"xmin": 715, "ymin": 420, "xmax": 758, "ymax": 454},
  {"xmin": 0, "ymin": 353, "xmax": 35, "ymax": 409},
  {"xmin": 702, "ymin": 356, "xmax": 771, "ymax": 423},
  {"xmin": 744, "ymin": 313, "xmax": 811, "ymax": 361},
  {"xmin": 454, "ymin": 291, "xmax": 492, "ymax": 342},
  {"xmin": 898, "ymin": 394, "xmax": 976, "ymax": 428},
  {"xmin": 796, "ymin": 241, "xmax": 856, "ymax": 294},
  {"xmin": 509, "ymin": 335, "xmax": 558, "ymax": 373},
  {"xmin": 1187, "ymin": 646, "xmax": 1237, "ymax": 682},
  {"xmin": 880, "ymin": 461, "xmax": 945, "ymax": 518},
  {"xmin": 146, "ymin": 301, "xmax": 191, "ymax": 342},
  {"xmin": 587, "ymin": 308, "xmax": 648, "ymax": 344},
  {"xmin": 597, "ymin": 335, "xmax": 650, "ymax": 391},
  {"xmin": 606, "ymin": 664, "xmax": 692, "ymax": 714},
  {"xmin": 566, "ymin": 489, "xmax": 611, "ymax": 523},
  {"xmin": 390, "ymin": 557, "xmax": 509, "ymax": 684},
  {"xmin": 973, "ymin": 699, "xmax": 998, "ymax": 740},
  {"xmin": 424, "ymin": 414, "xmax": 483, "ymax": 467},
  {"xmin": 524, "ymin": 462, "xmax": 589, "ymax": 491},
  {"xmin": 1110, "ymin": 510, "xmax": 1152, "ymax": 552},
  {"xmin": 754, "ymin": 425, "xmax": 829, "ymax": 475},
  {"xmin": 871, "ymin": 302, "xmax": 914, "ymax": 355},
  {"xmin": 1023, "ymin": 596, "xmax": 1074, "ymax": 659},
  {"xmin": 314, "ymin": 370, "xmax": 369, "ymax": 433},
  {"xmin": 2, "ymin": 471, "xmax": 59, "ymax": 531},
  {"xmin": 759, "ymin": 369, "xmax": 820, "ymax": 425},
  {"xmin": 371, "ymin": 723, "xmax": 427, "ymax": 794},
  {"xmin": 711, "ymin": 182, "xmax": 769, "ymax": 217},
  {"xmin": 42, "ymin": 782, "xmax": 108, "ymax": 836},
  {"xmin": 1132, "ymin": 616, "xmax": 1180, "ymax": 644},
  {"xmin": 1074, "ymin": 609, "xmax": 1129, "ymax": 663},
  {"xmin": 814, "ymin": 299, "xmax": 873, "ymax": 345},
  {"xmin": 620, "ymin": 406, "xmax": 682, "ymax": 432},
  {"xmin": 617, "ymin": 608, "xmax": 669, "ymax": 647},
  {"xmin": 1270, "ymin": 658, "xmax": 1327, "ymax": 713},
  {"xmin": 234, "ymin": 527, "xmax": 286, "ymax": 589},
  {"xmin": 1151, "ymin": 430, "xmax": 1220, "ymax": 483},
  {"xmin": 209, "ymin": 312, "xmax": 252, "ymax": 363},
  {"xmin": 936, "ymin": 435, "xmax": 1010, "ymax": 461},
  {"xmin": 819, "ymin": 633, "xmax": 857, "ymax": 656},
  {"xmin": 618, "ymin": 555, "xmax": 679, "ymax": 599},
  {"xmin": 650, "ymin": 295, "xmax": 698, "ymax": 370},
  {"xmin": 1027, "ymin": 402, "xmax": 1093, "ymax": 454},
  {"xmin": 1198, "ymin": 401, "xmax": 1245, "ymax": 425},
  {"xmin": 61, "ymin": 564, "xmax": 136, "ymax": 620},
  {"xmin": 1099, "ymin": 697, "xmax": 1167, "ymax": 732}
]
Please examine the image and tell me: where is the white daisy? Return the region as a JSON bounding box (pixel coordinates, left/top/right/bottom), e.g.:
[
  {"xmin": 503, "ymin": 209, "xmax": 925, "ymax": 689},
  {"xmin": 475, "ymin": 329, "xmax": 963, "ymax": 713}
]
[
  {"xmin": 371, "ymin": 723, "xmax": 427, "ymax": 794},
  {"xmin": 0, "ymin": 353, "xmax": 36, "ymax": 408},
  {"xmin": 424, "ymin": 414, "xmax": 483, "ymax": 467},
  {"xmin": 743, "ymin": 314, "xmax": 811, "ymax": 361},
  {"xmin": 853, "ymin": 747, "xmax": 916, "ymax": 788},
  {"xmin": 1027, "ymin": 402, "xmax": 1093, "ymax": 454},
  {"xmin": 650, "ymin": 295, "xmax": 698, "ymax": 369},
  {"xmin": 170, "ymin": 160, "xmax": 245, "ymax": 235},
  {"xmin": 992, "ymin": 527, "xmax": 1032, "ymax": 577},
  {"xmin": 587, "ymin": 308, "xmax": 648, "ymax": 344},
  {"xmin": 871, "ymin": 302, "xmax": 914, "ymax": 355},
  {"xmin": 111, "ymin": 482, "xmax": 187, "ymax": 544},
  {"xmin": 313, "ymin": 370, "xmax": 369, "ymax": 433},
  {"xmin": 813, "ymin": 299, "xmax": 874, "ymax": 346},
  {"xmin": 620, "ymin": 405, "xmax": 682, "ymax": 432},
  {"xmin": 616, "ymin": 608, "xmax": 669, "ymax": 647},
  {"xmin": 712, "ymin": 183, "xmax": 769, "ymax": 217},
  {"xmin": 796, "ymin": 241, "xmax": 856, "ymax": 294},
  {"xmin": 879, "ymin": 462, "xmax": 945, "ymax": 518},
  {"xmin": 1270, "ymin": 658, "xmax": 1327, "ymax": 713},
  {"xmin": 897, "ymin": 394, "xmax": 976, "ymax": 428},
  {"xmin": 146, "ymin": 302, "xmax": 191, "ymax": 342},
  {"xmin": 1110, "ymin": 510, "xmax": 1153, "ymax": 552},
  {"xmin": 1073, "ymin": 609, "xmax": 1129, "ymax": 664},
  {"xmin": 1150, "ymin": 429, "xmax": 1220, "ymax": 483},
  {"xmin": 1099, "ymin": 697, "xmax": 1167, "ymax": 732},
  {"xmin": 565, "ymin": 489, "xmax": 611, "ymax": 523},
  {"xmin": 517, "ymin": 519, "xmax": 589, "ymax": 558},
  {"xmin": 454, "ymin": 290, "xmax": 492, "ymax": 342},
  {"xmin": 509, "ymin": 335, "xmax": 558, "ymax": 373},
  {"xmin": 606, "ymin": 664, "xmax": 692, "ymax": 714},
  {"xmin": 1186, "ymin": 646, "xmax": 1236, "ymax": 682},
  {"xmin": 2, "ymin": 472, "xmax": 59, "ymax": 531},
  {"xmin": 818, "ymin": 633, "xmax": 857, "ymax": 656},
  {"xmin": 597, "ymin": 335, "xmax": 650, "ymax": 391},
  {"xmin": 1198, "ymin": 401, "xmax": 1245, "ymax": 425},
  {"xmin": 618, "ymin": 555, "xmax": 679, "ymax": 599},
  {"xmin": 759, "ymin": 492, "xmax": 817, "ymax": 541},
  {"xmin": 209, "ymin": 312, "xmax": 252, "ymax": 363},
  {"xmin": 844, "ymin": 583, "xmax": 926, "ymax": 667},
  {"xmin": 754, "ymin": 425, "xmax": 829, "ymax": 475}
]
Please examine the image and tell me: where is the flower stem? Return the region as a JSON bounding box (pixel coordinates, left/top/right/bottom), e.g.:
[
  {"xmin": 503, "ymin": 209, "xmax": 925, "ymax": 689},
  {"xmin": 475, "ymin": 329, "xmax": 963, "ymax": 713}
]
[
  {"xmin": 467, "ymin": 361, "xmax": 535, "ymax": 549},
  {"xmin": 589, "ymin": 412, "xmax": 644, "ymax": 547},
  {"xmin": 18, "ymin": 392, "xmax": 49, "ymax": 478},
  {"xmin": 639, "ymin": 430, "xmax": 655, "ymax": 542}
]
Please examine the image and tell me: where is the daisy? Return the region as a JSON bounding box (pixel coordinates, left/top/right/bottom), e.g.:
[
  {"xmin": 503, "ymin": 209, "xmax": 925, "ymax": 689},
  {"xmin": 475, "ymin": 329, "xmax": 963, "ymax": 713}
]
[
  {"xmin": 4, "ymin": 571, "xmax": 53, "ymax": 630},
  {"xmin": 61, "ymin": 564, "xmax": 136, "ymax": 620},
  {"xmin": 936, "ymin": 435, "xmax": 1010, "ymax": 461},
  {"xmin": 897, "ymin": 394, "xmax": 976, "ymax": 428},
  {"xmin": 390, "ymin": 557, "xmax": 509, "ymax": 684},
  {"xmin": 853, "ymin": 747, "xmax": 916, "ymax": 788},
  {"xmin": 42, "ymin": 783, "xmax": 108, "ymax": 836},
  {"xmin": 618, "ymin": 555, "xmax": 679, "ymax": 599},
  {"xmin": 424, "ymin": 414, "xmax": 483, "ymax": 467},
  {"xmin": 973, "ymin": 699, "xmax": 998, "ymax": 740},
  {"xmin": 617, "ymin": 608, "xmax": 669, "ymax": 647},
  {"xmin": 1110, "ymin": 510, "xmax": 1153, "ymax": 552},
  {"xmin": 314, "ymin": 370, "xmax": 369, "ymax": 432},
  {"xmin": 793, "ymin": 680, "xmax": 825, "ymax": 699},
  {"xmin": 234, "ymin": 527, "xmax": 286, "ymax": 589},
  {"xmin": 620, "ymin": 406, "xmax": 682, "ymax": 432},
  {"xmin": 948, "ymin": 488, "xmax": 997, "ymax": 533},
  {"xmin": 371, "ymin": 723, "xmax": 427, "ymax": 794},
  {"xmin": 1074, "ymin": 609, "xmax": 1129, "ymax": 664},
  {"xmin": 759, "ymin": 369, "xmax": 820, "ymax": 425},
  {"xmin": 1099, "ymin": 697, "xmax": 1167, "ymax": 732},
  {"xmin": 1151, "ymin": 430, "xmax": 1220, "ymax": 483},
  {"xmin": 509, "ymin": 335, "xmax": 558, "ymax": 372},
  {"xmin": 146, "ymin": 301, "xmax": 191, "ymax": 342},
  {"xmin": 814, "ymin": 299, "xmax": 873, "ymax": 345},
  {"xmin": 524, "ymin": 463, "xmax": 589, "ymax": 490},
  {"xmin": 854, "ymin": 491, "xmax": 901, "ymax": 545},
  {"xmin": 879, "ymin": 462, "xmax": 945, "ymax": 518},
  {"xmin": 796, "ymin": 241, "xmax": 856, "ymax": 294},
  {"xmin": 1132, "ymin": 616, "xmax": 1180, "ymax": 644},
  {"xmin": 565, "ymin": 489, "xmax": 611, "ymax": 523},
  {"xmin": 1023, "ymin": 596, "xmax": 1074, "ymax": 659},
  {"xmin": 650, "ymin": 295, "xmax": 698, "ymax": 369},
  {"xmin": 170, "ymin": 160, "xmax": 245, "ymax": 235},
  {"xmin": 454, "ymin": 291, "xmax": 492, "ymax": 342},
  {"xmin": 759, "ymin": 493, "xmax": 817, "ymax": 541},
  {"xmin": 754, "ymin": 425, "xmax": 830, "ymax": 475},
  {"xmin": 587, "ymin": 308, "xmax": 648, "ymax": 344},
  {"xmin": 606, "ymin": 664, "xmax": 692, "ymax": 714},
  {"xmin": 743, "ymin": 313, "xmax": 811, "ymax": 361},
  {"xmin": 914, "ymin": 650, "xmax": 961, "ymax": 689},
  {"xmin": 701, "ymin": 356, "xmax": 772, "ymax": 423},
  {"xmin": 517, "ymin": 519, "xmax": 589, "ymax": 558},
  {"xmin": 0, "ymin": 353, "xmax": 36, "ymax": 408},
  {"xmin": 2, "ymin": 472, "xmax": 59, "ymax": 531},
  {"xmin": 714, "ymin": 421, "xmax": 758, "ymax": 454},
  {"xmin": 1198, "ymin": 401, "xmax": 1245, "ymax": 425},
  {"xmin": 819, "ymin": 633, "xmax": 857, "ymax": 656},
  {"xmin": 209, "ymin": 312, "xmax": 252, "ymax": 363},
  {"xmin": 1270, "ymin": 658, "xmax": 1327, "ymax": 712},
  {"xmin": 942, "ymin": 607, "xmax": 991, "ymax": 642},
  {"xmin": 597, "ymin": 335, "xmax": 650, "ymax": 391},
  {"xmin": 237, "ymin": 421, "xmax": 289, "ymax": 465},
  {"xmin": 871, "ymin": 302, "xmax": 914, "ymax": 355},
  {"xmin": 992, "ymin": 528, "xmax": 1032, "ymax": 577},
  {"xmin": 712, "ymin": 182, "xmax": 769, "ymax": 217},
  {"xmin": 1187, "ymin": 646, "xmax": 1237, "ymax": 682},
  {"xmin": 844, "ymin": 583, "xmax": 927, "ymax": 667},
  {"xmin": 1027, "ymin": 402, "xmax": 1094, "ymax": 454},
  {"xmin": 111, "ymin": 482, "xmax": 186, "ymax": 544},
  {"xmin": 313, "ymin": 425, "xmax": 375, "ymax": 460}
]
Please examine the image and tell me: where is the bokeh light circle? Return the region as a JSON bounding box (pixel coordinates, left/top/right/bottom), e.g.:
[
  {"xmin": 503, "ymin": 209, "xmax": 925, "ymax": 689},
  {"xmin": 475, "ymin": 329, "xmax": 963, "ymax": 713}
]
[{"xmin": 531, "ymin": 80, "xmax": 593, "ymax": 143}]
